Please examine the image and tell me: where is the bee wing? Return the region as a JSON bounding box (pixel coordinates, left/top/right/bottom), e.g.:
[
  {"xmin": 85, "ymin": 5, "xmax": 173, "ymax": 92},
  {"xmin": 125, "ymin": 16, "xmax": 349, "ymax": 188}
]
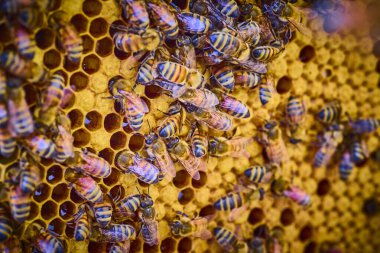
[
  {"xmin": 195, "ymin": 229, "xmax": 213, "ymax": 240},
  {"xmin": 178, "ymin": 156, "xmax": 201, "ymax": 180},
  {"xmin": 287, "ymin": 17, "xmax": 312, "ymax": 38},
  {"xmin": 239, "ymin": 60, "xmax": 267, "ymax": 74},
  {"xmin": 227, "ymin": 205, "xmax": 248, "ymax": 222},
  {"xmin": 154, "ymin": 150, "xmax": 176, "ymax": 178}
]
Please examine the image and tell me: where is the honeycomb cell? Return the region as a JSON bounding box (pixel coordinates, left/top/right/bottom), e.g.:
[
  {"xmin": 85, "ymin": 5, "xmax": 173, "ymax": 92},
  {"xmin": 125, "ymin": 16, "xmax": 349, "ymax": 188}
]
[
  {"xmin": 103, "ymin": 168, "xmax": 121, "ymax": 186},
  {"xmin": 41, "ymin": 158, "xmax": 53, "ymax": 168},
  {"xmin": 304, "ymin": 241, "xmax": 317, "ymax": 253},
  {"xmin": 280, "ymin": 208, "xmax": 295, "ymax": 226},
  {"xmin": 191, "ymin": 171, "xmax": 207, "ymax": 188},
  {"xmin": 114, "ymin": 47, "xmax": 129, "ymax": 60},
  {"xmin": 276, "ymin": 76, "xmax": 293, "ymax": 94},
  {"xmin": 70, "ymin": 71, "xmax": 89, "ymax": 91},
  {"xmin": 88, "ymin": 242, "xmax": 106, "ymax": 253},
  {"xmin": 41, "ymin": 201, "xmax": 58, "ymax": 220},
  {"xmin": 96, "ymin": 37, "xmax": 113, "ymax": 57},
  {"xmin": 143, "ymin": 243, "xmax": 159, "ymax": 253},
  {"xmin": 43, "ymin": 49, "xmax": 62, "ymax": 69},
  {"xmin": 71, "ymin": 14, "xmax": 89, "ymax": 34},
  {"xmin": 160, "ymin": 238, "xmax": 176, "ymax": 253},
  {"xmin": 68, "ymin": 109, "xmax": 84, "ymax": 129},
  {"xmin": 248, "ymin": 208, "xmax": 265, "ymax": 225},
  {"xmin": 98, "ymin": 148, "xmax": 114, "ymax": 164},
  {"xmin": 130, "ymin": 239, "xmax": 142, "ymax": 253},
  {"xmin": 128, "ymin": 133, "xmax": 145, "ymax": 152},
  {"xmin": 178, "ymin": 188, "xmax": 194, "ymax": 205},
  {"xmin": 28, "ymin": 202, "xmax": 40, "ymax": 221},
  {"xmin": 122, "ymin": 118, "xmax": 134, "ymax": 133},
  {"xmin": 104, "ymin": 113, "xmax": 121, "ymax": 133},
  {"xmin": 46, "ymin": 165, "xmax": 63, "ymax": 184},
  {"xmin": 70, "ymin": 188, "xmax": 86, "ymax": 204},
  {"xmin": 173, "ymin": 170, "xmax": 190, "ymax": 189},
  {"xmin": 373, "ymin": 40, "xmax": 380, "ymax": 57},
  {"xmin": 46, "ymin": 0, "xmax": 61, "ymax": 11},
  {"xmin": 48, "ymin": 218, "xmax": 65, "ymax": 235},
  {"xmin": 82, "ymin": 54, "xmax": 101, "ymax": 74},
  {"xmin": 141, "ymin": 97, "xmax": 151, "ymax": 111},
  {"xmin": 145, "ymin": 85, "xmax": 163, "ymax": 99},
  {"xmin": 83, "ymin": 0, "xmax": 102, "ymax": 17},
  {"xmin": 85, "ymin": 110, "xmax": 103, "ymax": 131},
  {"xmin": 299, "ymin": 45, "xmax": 316, "ymax": 63},
  {"xmin": 73, "ymin": 128, "xmax": 91, "ymax": 147},
  {"xmin": 33, "ymin": 183, "xmax": 51, "ymax": 203},
  {"xmin": 59, "ymin": 201, "xmax": 77, "ymax": 220},
  {"xmin": 24, "ymin": 84, "xmax": 37, "ymax": 105},
  {"xmin": 36, "ymin": 28, "xmax": 54, "ymax": 49},
  {"xmin": 322, "ymin": 68, "xmax": 333, "ymax": 79},
  {"xmin": 317, "ymin": 179, "xmax": 331, "ymax": 196},
  {"xmin": 178, "ymin": 237, "xmax": 192, "ymax": 253},
  {"xmin": 110, "ymin": 131, "xmax": 127, "ymax": 150},
  {"xmin": 82, "ymin": 35, "xmax": 95, "ymax": 54},
  {"xmin": 90, "ymin": 18, "xmax": 108, "ymax": 38},
  {"xmin": 299, "ymin": 225, "xmax": 314, "ymax": 242},
  {"xmin": 109, "ymin": 20, "xmax": 126, "ymax": 38},
  {"xmin": 376, "ymin": 60, "xmax": 380, "ymax": 73},
  {"xmin": 63, "ymin": 58, "xmax": 80, "ymax": 72},
  {"xmin": 199, "ymin": 204, "xmax": 216, "ymax": 217},
  {"xmin": 52, "ymin": 183, "xmax": 70, "ymax": 203}
]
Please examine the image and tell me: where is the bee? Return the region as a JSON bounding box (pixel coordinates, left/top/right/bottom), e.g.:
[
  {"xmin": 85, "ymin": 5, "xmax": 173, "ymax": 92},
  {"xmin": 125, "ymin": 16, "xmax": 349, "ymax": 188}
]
[
  {"xmin": 348, "ymin": 118, "xmax": 380, "ymax": 134},
  {"xmin": 350, "ymin": 138, "xmax": 369, "ymax": 165},
  {"xmin": 286, "ymin": 95, "xmax": 306, "ymax": 126},
  {"xmin": 0, "ymin": 102, "xmax": 8, "ymax": 128},
  {"xmin": 213, "ymin": 226, "xmax": 247, "ymax": 252},
  {"xmin": 178, "ymin": 88, "xmax": 219, "ymax": 109},
  {"xmin": 166, "ymin": 137, "xmax": 206, "ymax": 180},
  {"xmin": 92, "ymin": 197, "xmax": 113, "ymax": 228},
  {"xmin": 8, "ymin": 185, "xmax": 30, "ymax": 222},
  {"xmin": 100, "ymin": 224, "xmax": 136, "ymax": 242},
  {"xmin": 18, "ymin": 6, "xmax": 45, "ymax": 31},
  {"xmin": 0, "ymin": 70, "xmax": 6, "ymax": 101},
  {"xmin": 207, "ymin": 31, "xmax": 241, "ymax": 57},
  {"xmin": 213, "ymin": 0, "xmax": 240, "ymax": 18},
  {"xmin": 249, "ymin": 237, "xmax": 266, "ymax": 253},
  {"xmin": 113, "ymin": 194, "xmax": 141, "ymax": 219},
  {"xmin": 0, "ymin": 50, "xmax": 33, "ymax": 80},
  {"xmin": 75, "ymin": 150, "xmax": 112, "ymax": 178},
  {"xmin": 113, "ymin": 28, "xmax": 163, "ymax": 53},
  {"xmin": 313, "ymin": 129, "xmax": 343, "ymax": 168},
  {"xmin": 232, "ymin": 69, "xmax": 261, "ymax": 89},
  {"xmin": 176, "ymin": 12, "xmax": 213, "ymax": 34},
  {"xmin": 107, "ymin": 241, "xmax": 131, "ymax": 253},
  {"xmin": 188, "ymin": 123, "xmax": 208, "ymax": 158},
  {"xmin": 174, "ymin": 36, "xmax": 197, "ymax": 70},
  {"xmin": 136, "ymin": 53, "xmax": 155, "ymax": 85},
  {"xmin": 53, "ymin": 114, "xmax": 74, "ymax": 163},
  {"xmin": 316, "ymin": 100, "xmax": 341, "ymax": 125},
  {"xmin": 339, "ymin": 151, "xmax": 353, "ymax": 181},
  {"xmin": 40, "ymin": 72, "xmax": 66, "ymax": 112},
  {"xmin": 0, "ymin": 205, "xmax": 13, "ymax": 243},
  {"xmin": 170, "ymin": 212, "xmax": 212, "ymax": 239},
  {"xmin": 259, "ymin": 75, "xmax": 280, "ymax": 109},
  {"xmin": 69, "ymin": 175, "xmax": 104, "ymax": 203},
  {"xmin": 7, "ymin": 88, "xmax": 34, "ymax": 137},
  {"xmin": 211, "ymin": 65, "xmax": 235, "ymax": 91},
  {"xmin": 251, "ymin": 44, "xmax": 284, "ymax": 62},
  {"xmin": 217, "ymin": 93, "xmax": 250, "ymax": 119},
  {"xmin": 141, "ymin": 219, "xmax": 159, "ymax": 246},
  {"xmin": 244, "ymin": 165, "xmax": 274, "ymax": 184},
  {"xmin": 0, "ymin": 128, "xmax": 16, "ymax": 158},
  {"xmin": 201, "ymin": 47, "xmax": 224, "ymax": 66},
  {"xmin": 257, "ymin": 120, "xmax": 288, "ymax": 164},
  {"xmin": 15, "ymin": 27, "xmax": 36, "ymax": 60},
  {"xmin": 18, "ymin": 154, "xmax": 40, "ymax": 194},
  {"xmin": 237, "ymin": 21, "xmax": 261, "ymax": 45},
  {"xmin": 156, "ymin": 101, "xmax": 186, "ymax": 138},
  {"xmin": 209, "ymin": 136, "xmax": 253, "ymax": 158},
  {"xmin": 24, "ymin": 134, "xmax": 56, "ymax": 159},
  {"xmin": 49, "ymin": 11, "xmax": 83, "ymax": 63},
  {"xmin": 283, "ymin": 185, "xmax": 311, "ymax": 207},
  {"xmin": 191, "ymin": 107, "xmax": 233, "ymax": 131},
  {"xmin": 266, "ymin": 226, "xmax": 285, "ymax": 253},
  {"xmin": 146, "ymin": 2, "xmax": 179, "ymax": 39},
  {"xmin": 0, "ymin": 0, "xmax": 34, "ymax": 15},
  {"xmin": 145, "ymin": 132, "xmax": 176, "ymax": 179},
  {"xmin": 68, "ymin": 204, "xmax": 91, "ymax": 241},
  {"xmin": 121, "ymin": 0, "xmax": 150, "ymax": 32},
  {"xmin": 35, "ymin": 229, "xmax": 65, "ymax": 253}
]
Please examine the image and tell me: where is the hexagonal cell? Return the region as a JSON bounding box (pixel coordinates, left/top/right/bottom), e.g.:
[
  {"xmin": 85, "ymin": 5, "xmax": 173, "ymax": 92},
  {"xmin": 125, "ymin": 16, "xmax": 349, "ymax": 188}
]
[
  {"xmin": 145, "ymin": 85, "xmax": 163, "ymax": 99},
  {"xmin": 63, "ymin": 59, "xmax": 80, "ymax": 72},
  {"xmin": 33, "ymin": 183, "xmax": 51, "ymax": 203},
  {"xmin": 36, "ymin": 28, "xmax": 54, "ymax": 49},
  {"xmin": 130, "ymin": 239, "xmax": 142, "ymax": 253},
  {"xmin": 85, "ymin": 110, "xmax": 103, "ymax": 131},
  {"xmin": 280, "ymin": 208, "xmax": 295, "ymax": 226},
  {"xmin": 82, "ymin": 35, "xmax": 95, "ymax": 54},
  {"xmin": 299, "ymin": 225, "xmax": 314, "ymax": 242},
  {"xmin": 70, "ymin": 188, "xmax": 86, "ymax": 204},
  {"xmin": 28, "ymin": 202, "xmax": 40, "ymax": 221},
  {"xmin": 82, "ymin": 54, "xmax": 101, "ymax": 74},
  {"xmin": 70, "ymin": 14, "xmax": 88, "ymax": 34},
  {"xmin": 276, "ymin": 76, "xmax": 292, "ymax": 94},
  {"xmin": 48, "ymin": 218, "xmax": 66, "ymax": 235},
  {"xmin": 89, "ymin": 18, "xmax": 108, "ymax": 38},
  {"xmin": 317, "ymin": 179, "xmax": 331, "ymax": 196},
  {"xmin": 248, "ymin": 208, "xmax": 264, "ymax": 225},
  {"xmin": 322, "ymin": 68, "xmax": 333, "ymax": 79},
  {"xmin": 98, "ymin": 148, "xmax": 114, "ymax": 165},
  {"xmin": 160, "ymin": 237, "xmax": 176, "ymax": 253},
  {"xmin": 24, "ymin": 84, "xmax": 38, "ymax": 106},
  {"xmin": 199, "ymin": 204, "xmax": 216, "ymax": 217},
  {"xmin": 68, "ymin": 109, "xmax": 84, "ymax": 129},
  {"xmin": 96, "ymin": 37, "xmax": 113, "ymax": 57},
  {"xmin": 191, "ymin": 171, "xmax": 207, "ymax": 188},
  {"xmin": 173, "ymin": 170, "xmax": 190, "ymax": 189},
  {"xmin": 104, "ymin": 113, "xmax": 121, "ymax": 133},
  {"xmin": 114, "ymin": 47, "xmax": 129, "ymax": 60},
  {"xmin": 88, "ymin": 242, "xmax": 106, "ymax": 253},
  {"xmin": 41, "ymin": 201, "xmax": 58, "ymax": 220},
  {"xmin": 109, "ymin": 20, "xmax": 126, "ymax": 37},
  {"xmin": 178, "ymin": 237, "xmax": 192, "ymax": 253},
  {"xmin": 83, "ymin": 0, "xmax": 102, "ymax": 17},
  {"xmin": 129, "ymin": 133, "xmax": 144, "ymax": 152},
  {"xmin": 304, "ymin": 241, "xmax": 317, "ymax": 253},
  {"xmin": 43, "ymin": 49, "xmax": 62, "ymax": 69},
  {"xmin": 143, "ymin": 243, "xmax": 159, "ymax": 253},
  {"xmin": 60, "ymin": 89, "xmax": 76, "ymax": 109},
  {"xmin": 59, "ymin": 201, "xmax": 77, "ymax": 220},
  {"xmin": 73, "ymin": 128, "xmax": 91, "ymax": 147},
  {"xmin": 47, "ymin": 165, "xmax": 63, "ymax": 184},
  {"xmin": 46, "ymin": 0, "xmax": 61, "ymax": 11},
  {"xmin": 52, "ymin": 183, "xmax": 70, "ymax": 203},
  {"xmin": 103, "ymin": 168, "xmax": 121, "ymax": 186},
  {"xmin": 110, "ymin": 131, "xmax": 127, "ymax": 150},
  {"xmin": 253, "ymin": 224, "xmax": 269, "ymax": 238},
  {"xmin": 41, "ymin": 158, "xmax": 53, "ymax": 168},
  {"xmin": 70, "ymin": 71, "xmax": 89, "ymax": 91},
  {"xmin": 141, "ymin": 97, "xmax": 151, "ymax": 111},
  {"xmin": 0, "ymin": 24, "xmax": 12, "ymax": 44},
  {"xmin": 299, "ymin": 45, "xmax": 316, "ymax": 63},
  {"xmin": 178, "ymin": 188, "xmax": 194, "ymax": 205}
]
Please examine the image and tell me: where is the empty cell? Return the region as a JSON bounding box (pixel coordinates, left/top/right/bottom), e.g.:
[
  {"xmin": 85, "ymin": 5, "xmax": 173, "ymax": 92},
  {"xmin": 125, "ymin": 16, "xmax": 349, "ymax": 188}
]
[
  {"xmin": 96, "ymin": 37, "xmax": 113, "ymax": 57},
  {"xmin": 70, "ymin": 71, "xmax": 89, "ymax": 91},
  {"xmin": 33, "ymin": 183, "xmax": 51, "ymax": 203},
  {"xmin": 59, "ymin": 201, "xmax": 76, "ymax": 220},
  {"xmin": 52, "ymin": 183, "xmax": 70, "ymax": 203},
  {"xmin": 82, "ymin": 35, "xmax": 94, "ymax": 54},
  {"xmin": 192, "ymin": 171, "xmax": 207, "ymax": 188},
  {"xmin": 280, "ymin": 208, "xmax": 295, "ymax": 226},
  {"xmin": 143, "ymin": 243, "xmax": 159, "ymax": 253},
  {"xmin": 276, "ymin": 76, "xmax": 292, "ymax": 94},
  {"xmin": 82, "ymin": 54, "xmax": 101, "ymax": 74},
  {"xmin": 114, "ymin": 47, "xmax": 129, "ymax": 60},
  {"xmin": 248, "ymin": 208, "xmax": 264, "ymax": 225},
  {"xmin": 144, "ymin": 85, "xmax": 163, "ymax": 99},
  {"xmin": 130, "ymin": 239, "xmax": 142, "ymax": 252},
  {"xmin": 41, "ymin": 201, "xmax": 58, "ymax": 220},
  {"xmin": 43, "ymin": 49, "xmax": 61, "ymax": 69},
  {"xmin": 90, "ymin": 18, "xmax": 108, "ymax": 38},
  {"xmin": 60, "ymin": 89, "xmax": 76, "ymax": 109},
  {"xmin": 28, "ymin": 202, "xmax": 40, "ymax": 221},
  {"xmin": 178, "ymin": 237, "xmax": 192, "ymax": 253},
  {"xmin": 63, "ymin": 58, "xmax": 80, "ymax": 72},
  {"xmin": 299, "ymin": 225, "xmax": 314, "ymax": 242},
  {"xmin": 299, "ymin": 45, "xmax": 316, "ymax": 63},
  {"xmin": 24, "ymin": 84, "xmax": 37, "ymax": 106},
  {"xmin": 48, "ymin": 218, "xmax": 65, "ymax": 235},
  {"xmin": 70, "ymin": 188, "xmax": 85, "ymax": 204},
  {"xmin": 160, "ymin": 238, "xmax": 176, "ymax": 253},
  {"xmin": 178, "ymin": 188, "xmax": 194, "ymax": 205},
  {"xmin": 104, "ymin": 113, "xmax": 121, "ymax": 133},
  {"xmin": 304, "ymin": 241, "xmax": 317, "ymax": 253},
  {"xmin": 98, "ymin": 148, "xmax": 114, "ymax": 164},
  {"xmin": 47, "ymin": 165, "xmax": 63, "ymax": 184},
  {"xmin": 199, "ymin": 204, "xmax": 216, "ymax": 217},
  {"xmin": 85, "ymin": 111, "xmax": 103, "ymax": 131},
  {"xmin": 128, "ymin": 133, "xmax": 144, "ymax": 152},
  {"xmin": 68, "ymin": 109, "xmax": 84, "ymax": 129},
  {"xmin": 83, "ymin": 0, "xmax": 102, "ymax": 17},
  {"xmin": 88, "ymin": 242, "xmax": 106, "ymax": 253},
  {"xmin": 103, "ymin": 168, "xmax": 121, "ymax": 186},
  {"xmin": 73, "ymin": 128, "xmax": 91, "ymax": 147},
  {"xmin": 110, "ymin": 131, "xmax": 127, "ymax": 150},
  {"xmin": 317, "ymin": 179, "xmax": 331, "ymax": 196},
  {"xmin": 35, "ymin": 28, "xmax": 54, "ymax": 49},
  {"xmin": 70, "ymin": 14, "xmax": 88, "ymax": 34},
  {"xmin": 173, "ymin": 170, "xmax": 190, "ymax": 189}
]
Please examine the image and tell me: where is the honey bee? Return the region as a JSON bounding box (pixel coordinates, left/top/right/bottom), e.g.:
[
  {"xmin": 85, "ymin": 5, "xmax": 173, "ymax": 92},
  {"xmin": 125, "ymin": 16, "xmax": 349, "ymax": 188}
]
[
  {"xmin": 166, "ymin": 137, "xmax": 206, "ymax": 180},
  {"xmin": 75, "ymin": 150, "xmax": 112, "ymax": 178},
  {"xmin": 209, "ymin": 136, "xmax": 253, "ymax": 158},
  {"xmin": 251, "ymin": 43, "xmax": 284, "ymax": 62},
  {"xmin": 286, "ymin": 95, "xmax": 306, "ymax": 126},
  {"xmin": 0, "ymin": 128, "xmax": 16, "ymax": 158},
  {"xmin": 257, "ymin": 120, "xmax": 288, "ymax": 165},
  {"xmin": 136, "ymin": 53, "xmax": 155, "ymax": 85},
  {"xmin": 316, "ymin": 100, "xmax": 341, "ymax": 125},
  {"xmin": 267, "ymin": 226, "xmax": 285, "ymax": 253},
  {"xmin": 69, "ymin": 205, "xmax": 91, "ymax": 241},
  {"xmin": 244, "ymin": 165, "xmax": 274, "ymax": 184},
  {"xmin": 156, "ymin": 101, "xmax": 186, "ymax": 138},
  {"xmin": 211, "ymin": 65, "xmax": 235, "ymax": 91},
  {"xmin": 49, "ymin": 11, "xmax": 83, "ymax": 63},
  {"xmin": 259, "ymin": 75, "xmax": 280, "ymax": 110},
  {"xmin": 0, "ymin": 70, "xmax": 6, "ymax": 101},
  {"xmin": 41, "ymin": 72, "xmax": 66, "ymax": 112},
  {"xmin": 214, "ymin": 0, "xmax": 240, "ymax": 18},
  {"xmin": 174, "ymin": 36, "xmax": 197, "ymax": 70},
  {"xmin": 18, "ymin": 154, "xmax": 40, "ymax": 194},
  {"xmin": 113, "ymin": 28, "xmax": 163, "ymax": 53},
  {"xmin": 53, "ymin": 114, "xmax": 74, "ymax": 163},
  {"xmin": 145, "ymin": 132, "xmax": 176, "ymax": 179},
  {"xmin": 176, "ymin": 12, "xmax": 213, "ymax": 34},
  {"xmin": 283, "ymin": 185, "xmax": 311, "ymax": 207},
  {"xmin": 178, "ymin": 88, "xmax": 219, "ymax": 109},
  {"xmin": 100, "ymin": 224, "xmax": 136, "ymax": 242},
  {"xmin": 15, "ymin": 27, "xmax": 35, "ymax": 60},
  {"xmin": 207, "ymin": 31, "xmax": 241, "ymax": 57},
  {"xmin": 313, "ymin": 129, "xmax": 343, "ymax": 168},
  {"xmin": 350, "ymin": 138, "xmax": 369, "ymax": 165},
  {"xmin": 8, "ymin": 185, "xmax": 30, "ymax": 222},
  {"xmin": 146, "ymin": 2, "xmax": 179, "ymax": 39},
  {"xmin": 237, "ymin": 21, "xmax": 261, "ymax": 45},
  {"xmin": 7, "ymin": 87, "xmax": 34, "ymax": 137},
  {"xmin": 188, "ymin": 123, "xmax": 208, "ymax": 158},
  {"xmin": 69, "ymin": 175, "xmax": 104, "ymax": 203},
  {"xmin": 113, "ymin": 194, "xmax": 141, "ymax": 219},
  {"xmin": 107, "ymin": 241, "xmax": 130, "ymax": 253},
  {"xmin": 92, "ymin": 197, "xmax": 113, "ymax": 228},
  {"xmin": 0, "ymin": 0, "xmax": 35, "ymax": 15},
  {"xmin": 0, "ymin": 102, "xmax": 8, "ymax": 128},
  {"xmin": 0, "ymin": 205, "xmax": 13, "ymax": 243},
  {"xmin": 339, "ymin": 151, "xmax": 353, "ymax": 181},
  {"xmin": 34, "ymin": 228, "xmax": 65, "ymax": 253},
  {"xmin": 0, "ymin": 50, "xmax": 33, "ymax": 80},
  {"xmin": 232, "ymin": 69, "xmax": 261, "ymax": 89},
  {"xmin": 201, "ymin": 47, "xmax": 224, "ymax": 66},
  {"xmin": 217, "ymin": 93, "xmax": 251, "ymax": 119},
  {"xmin": 213, "ymin": 226, "xmax": 247, "ymax": 253},
  {"xmin": 170, "ymin": 212, "xmax": 212, "ymax": 239},
  {"xmin": 121, "ymin": 0, "xmax": 150, "ymax": 32},
  {"xmin": 191, "ymin": 106, "xmax": 233, "ymax": 131},
  {"xmin": 141, "ymin": 219, "xmax": 159, "ymax": 246},
  {"xmin": 18, "ymin": 6, "xmax": 45, "ymax": 31},
  {"xmin": 24, "ymin": 134, "xmax": 56, "ymax": 159},
  {"xmin": 348, "ymin": 118, "xmax": 380, "ymax": 134}
]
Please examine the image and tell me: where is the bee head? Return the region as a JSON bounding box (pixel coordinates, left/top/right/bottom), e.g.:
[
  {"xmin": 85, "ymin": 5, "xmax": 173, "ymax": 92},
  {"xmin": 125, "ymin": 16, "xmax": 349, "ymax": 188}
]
[
  {"xmin": 145, "ymin": 132, "xmax": 158, "ymax": 145},
  {"xmin": 140, "ymin": 194, "xmax": 153, "ymax": 208},
  {"xmin": 166, "ymin": 137, "xmax": 180, "ymax": 149},
  {"xmin": 170, "ymin": 220, "xmax": 182, "ymax": 235}
]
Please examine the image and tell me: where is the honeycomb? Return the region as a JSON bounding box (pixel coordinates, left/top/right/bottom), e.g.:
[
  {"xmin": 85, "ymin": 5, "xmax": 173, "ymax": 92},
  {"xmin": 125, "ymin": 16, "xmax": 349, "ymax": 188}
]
[{"xmin": 0, "ymin": 0, "xmax": 380, "ymax": 252}]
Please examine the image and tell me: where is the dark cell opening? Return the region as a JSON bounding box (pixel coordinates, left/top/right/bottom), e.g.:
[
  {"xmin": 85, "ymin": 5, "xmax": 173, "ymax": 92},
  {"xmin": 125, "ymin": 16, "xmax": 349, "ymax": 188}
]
[
  {"xmin": 280, "ymin": 208, "xmax": 295, "ymax": 226},
  {"xmin": 82, "ymin": 54, "xmax": 101, "ymax": 74},
  {"xmin": 83, "ymin": 0, "xmax": 102, "ymax": 17},
  {"xmin": 52, "ymin": 183, "xmax": 70, "ymax": 203},
  {"xmin": 178, "ymin": 237, "xmax": 192, "ymax": 253},
  {"xmin": 173, "ymin": 170, "xmax": 190, "ymax": 188},
  {"xmin": 160, "ymin": 238, "xmax": 176, "ymax": 253},
  {"xmin": 82, "ymin": 35, "xmax": 95, "ymax": 54},
  {"xmin": 73, "ymin": 128, "xmax": 91, "ymax": 147},
  {"xmin": 110, "ymin": 131, "xmax": 127, "ymax": 150},
  {"xmin": 178, "ymin": 188, "xmax": 194, "ymax": 205},
  {"xmin": 299, "ymin": 45, "xmax": 316, "ymax": 63},
  {"xmin": 129, "ymin": 133, "xmax": 145, "ymax": 152},
  {"xmin": 36, "ymin": 28, "xmax": 54, "ymax": 49},
  {"xmin": 43, "ymin": 49, "xmax": 61, "ymax": 69},
  {"xmin": 144, "ymin": 85, "xmax": 163, "ymax": 99},
  {"xmin": 70, "ymin": 71, "xmax": 89, "ymax": 91},
  {"xmin": 248, "ymin": 208, "xmax": 265, "ymax": 225},
  {"xmin": 191, "ymin": 171, "xmax": 207, "ymax": 188},
  {"xmin": 33, "ymin": 183, "xmax": 51, "ymax": 203},
  {"xmin": 90, "ymin": 18, "xmax": 108, "ymax": 38},
  {"xmin": 71, "ymin": 14, "xmax": 88, "ymax": 34},
  {"xmin": 96, "ymin": 37, "xmax": 113, "ymax": 57},
  {"xmin": 299, "ymin": 225, "xmax": 313, "ymax": 242},
  {"xmin": 60, "ymin": 201, "xmax": 76, "ymax": 220},
  {"xmin": 41, "ymin": 201, "xmax": 58, "ymax": 220},
  {"xmin": 104, "ymin": 113, "xmax": 121, "ymax": 132},
  {"xmin": 317, "ymin": 179, "xmax": 331, "ymax": 196},
  {"xmin": 276, "ymin": 76, "xmax": 292, "ymax": 94},
  {"xmin": 85, "ymin": 111, "xmax": 103, "ymax": 131}
]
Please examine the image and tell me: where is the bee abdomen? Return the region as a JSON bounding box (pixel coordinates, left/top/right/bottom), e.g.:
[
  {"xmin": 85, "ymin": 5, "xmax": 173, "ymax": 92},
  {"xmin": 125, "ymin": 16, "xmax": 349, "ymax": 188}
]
[
  {"xmin": 0, "ymin": 217, "xmax": 13, "ymax": 243},
  {"xmin": 244, "ymin": 166, "xmax": 267, "ymax": 183},
  {"xmin": 214, "ymin": 192, "xmax": 243, "ymax": 211}
]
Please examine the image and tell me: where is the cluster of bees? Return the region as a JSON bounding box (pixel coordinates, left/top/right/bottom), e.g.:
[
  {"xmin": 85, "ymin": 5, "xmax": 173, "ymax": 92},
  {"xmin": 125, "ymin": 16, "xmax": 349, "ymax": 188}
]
[{"xmin": 0, "ymin": 0, "xmax": 378, "ymax": 252}]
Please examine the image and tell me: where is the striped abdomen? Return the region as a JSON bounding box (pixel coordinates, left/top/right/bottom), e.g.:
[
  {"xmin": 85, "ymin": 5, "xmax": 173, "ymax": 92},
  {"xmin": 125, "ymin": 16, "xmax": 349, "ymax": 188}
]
[
  {"xmin": 212, "ymin": 65, "xmax": 234, "ymax": 91},
  {"xmin": 0, "ymin": 216, "xmax": 13, "ymax": 243},
  {"xmin": 208, "ymin": 32, "xmax": 240, "ymax": 55},
  {"xmin": 237, "ymin": 21, "xmax": 260, "ymax": 45},
  {"xmin": 177, "ymin": 12, "xmax": 212, "ymax": 34},
  {"xmin": 233, "ymin": 70, "xmax": 260, "ymax": 89},
  {"xmin": 350, "ymin": 140, "xmax": 368, "ymax": 165},
  {"xmin": 42, "ymin": 73, "xmax": 65, "ymax": 111},
  {"xmin": 113, "ymin": 32, "xmax": 144, "ymax": 52},
  {"xmin": 158, "ymin": 113, "xmax": 181, "ymax": 138},
  {"xmin": 93, "ymin": 201, "xmax": 112, "ymax": 228},
  {"xmin": 0, "ymin": 50, "xmax": 30, "ymax": 80},
  {"xmin": 244, "ymin": 166, "xmax": 269, "ymax": 183},
  {"xmin": 317, "ymin": 101, "xmax": 341, "ymax": 125},
  {"xmin": 0, "ymin": 129, "xmax": 16, "ymax": 157},
  {"xmin": 80, "ymin": 152, "xmax": 112, "ymax": 178},
  {"xmin": 339, "ymin": 152, "xmax": 353, "ymax": 180},
  {"xmin": 26, "ymin": 135, "xmax": 56, "ymax": 159},
  {"xmin": 129, "ymin": 159, "xmax": 160, "ymax": 184},
  {"xmin": 15, "ymin": 27, "xmax": 35, "ymax": 59},
  {"xmin": 127, "ymin": 114, "xmax": 145, "ymax": 132},
  {"xmin": 203, "ymin": 111, "xmax": 232, "ymax": 131},
  {"xmin": 117, "ymin": 194, "xmax": 141, "ymax": 213},
  {"xmin": 74, "ymin": 212, "xmax": 91, "ymax": 241},
  {"xmin": 213, "ymin": 227, "xmax": 237, "ymax": 249},
  {"xmin": 124, "ymin": 0, "xmax": 149, "ymax": 30},
  {"xmin": 54, "ymin": 128, "xmax": 74, "ymax": 163},
  {"xmin": 219, "ymin": 94, "xmax": 250, "ymax": 118},
  {"xmin": 136, "ymin": 55, "xmax": 154, "ymax": 85},
  {"xmin": 101, "ymin": 224, "xmax": 136, "ymax": 242},
  {"xmin": 19, "ymin": 170, "xmax": 38, "ymax": 194},
  {"xmin": 37, "ymin": 233, "xmax": 64, "ymax": 253},
  {"xmin": 286, "ymin": 96, "xmax": 305, "ymax": 125},
  {"xmin": 73, "ymin": 176, "xmax": 103, "ymax": 203},
  {"xmin": 18, "ymin": 7, "xmax": 44, "ymax": 30},
  {"xmin": 313, "ymin": 147, "xmax": 334, "ymax": 168},
  {"xmin": 179, "ymin": 88, "xmax": 219, "ymax": 109},
  {"xmin": 0, "ymin": 70, "xmax": 6, "ymax": 100},
  {"xmin": 108, "ymin": 241, "xmax": 131, "ymax": 253},
  {"xmin": 350, "ymin": 119, "xmax": 380, "ymax": 134},
  {"xmin": 0, "ymin": 103, "xmax": 8, "ymax": 127},
  {"xmin": 9, "ymin": 186, "xmax": 30, "ymax": 222},
  {"xmin": 60, "ymin": 25, "xmax": 83, "ymax": 63},
  {"xmin": 251, "ymin": 46, "xmax": 281, "ymax": 62},
  {"xmin": 157, "ymin": 61, "xmax": 188, "ymax": 85},
  {"xmin": 7, "ymin": 97, "xmax": 34, "ymax": 137},
  {"xmin": 147, "ymin": 2, "xmax": 178, "ymax": 39},
  {"xmin": 141, "ymin": 221, "xmax": 159, "ymax": 246},
  {"xmin": 191, "ymin": 128, "xmax": 208, "ymax": 158},
  {"xmin": 215, "ymin": 0, "xmax": 240, "ymax": 18},
  {"xmin": 214, "ymin": 192, "xmax": 244, "ymax": 211}
]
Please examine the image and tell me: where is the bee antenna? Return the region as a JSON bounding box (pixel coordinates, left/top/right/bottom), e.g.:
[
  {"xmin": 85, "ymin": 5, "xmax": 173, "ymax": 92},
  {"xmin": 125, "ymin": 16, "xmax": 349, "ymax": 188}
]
[
  {"xmin": 147, "ymin": 120, "xmax": 151, "ymax": 131},
  {"xmin": 148, "ymin": 186, "xmax": 150, "ymax": 195},
  {"xmin": 136, "ymin": 186, "xmax": 142, "ymax": 195}
]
